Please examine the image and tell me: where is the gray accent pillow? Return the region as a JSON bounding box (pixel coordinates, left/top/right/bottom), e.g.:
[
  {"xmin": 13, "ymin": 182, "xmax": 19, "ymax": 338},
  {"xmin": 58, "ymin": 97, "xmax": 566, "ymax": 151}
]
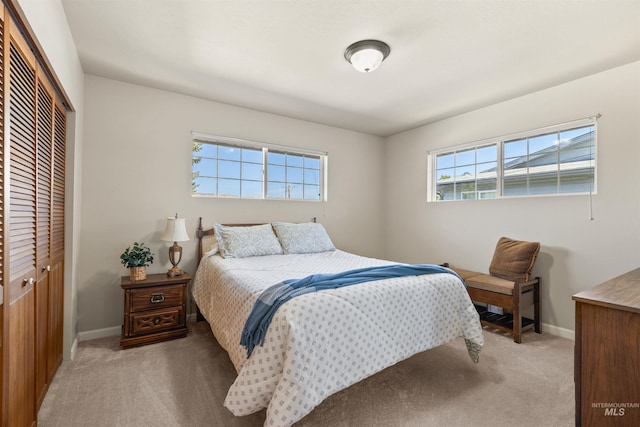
[
  {"xmin": 214, "ymin": 224, "xmax": 283, "ymax": 258},
  {"xmin": 272, "ymin": 222, "xmax": 336, "ymax": 254}
]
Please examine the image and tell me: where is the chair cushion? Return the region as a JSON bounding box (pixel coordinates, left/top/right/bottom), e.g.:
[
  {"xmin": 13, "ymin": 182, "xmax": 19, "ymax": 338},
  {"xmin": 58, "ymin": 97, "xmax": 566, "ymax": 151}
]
[
  {"xmin": 466, "ymin": 274, "xmax": 516, "ymax": 295},
  {"xmin": 489, "ymin": 237, "xmax": 540, "ymax": 282},
  {"xmin": 448, "ymin": 266, "xmax": 483, "ymax": 282}
]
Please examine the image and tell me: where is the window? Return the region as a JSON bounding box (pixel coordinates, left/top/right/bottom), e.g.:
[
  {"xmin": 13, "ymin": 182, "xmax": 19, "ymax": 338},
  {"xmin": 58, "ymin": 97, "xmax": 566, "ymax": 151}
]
[
  {"xmin": 192, "ymin": 133, "xmax": 326, "ymax": 200},
  {"xmin": 434, "ymin": 144, "xmax": 498, "ymax": 201},
  {"xmin": 428, "ymin": 117, "xmax": 597, "ymax": 201}
]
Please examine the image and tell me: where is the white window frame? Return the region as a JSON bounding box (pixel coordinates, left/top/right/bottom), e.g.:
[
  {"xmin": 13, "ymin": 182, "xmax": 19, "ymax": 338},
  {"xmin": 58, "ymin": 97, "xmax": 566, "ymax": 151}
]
[
  {"xmin": 192, "ymin": 132, "xmax": 328, "ymax": 201},
  {"xmin": 427, "ymin": 116, "xmax": 598, "ymax": 202}
]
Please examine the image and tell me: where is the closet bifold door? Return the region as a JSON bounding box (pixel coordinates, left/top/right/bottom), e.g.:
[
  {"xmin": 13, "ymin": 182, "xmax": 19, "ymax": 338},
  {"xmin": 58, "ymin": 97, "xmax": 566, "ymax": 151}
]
[
  {"xmin": 6, "ymin": 10, "xmax": 38, "ymax": 427},
  {"xmin": 0, "ymin": 4, "xmax": 67, "ymax": 425},
  {"xmin": 35, "ymin": 68, "xmax": 53, "ymax": 410},
  {"xmin": 48, "ymin": 95, "xmax": 65, "ymax": 383}
]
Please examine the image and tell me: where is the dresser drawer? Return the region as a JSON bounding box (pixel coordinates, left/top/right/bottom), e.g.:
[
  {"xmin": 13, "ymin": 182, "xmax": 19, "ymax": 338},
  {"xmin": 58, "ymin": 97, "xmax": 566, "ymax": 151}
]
[
  {"xmin": 129, "ymin": 307, "xmax": 184, "ymax": 336},
  {"xmin": 129, "ymin": 284, "xmax": 184, "ymax": 312}
]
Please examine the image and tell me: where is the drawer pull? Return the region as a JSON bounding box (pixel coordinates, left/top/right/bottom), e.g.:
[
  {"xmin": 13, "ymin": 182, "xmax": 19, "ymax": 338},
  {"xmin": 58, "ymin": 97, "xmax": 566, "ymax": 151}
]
[
  {"xmin": 150, "ymin": 293, "xmax": 165, "ymax": 304},
  {"xmin": 154, "ymin": 317, "xmax": 161, "ymax": 325}
]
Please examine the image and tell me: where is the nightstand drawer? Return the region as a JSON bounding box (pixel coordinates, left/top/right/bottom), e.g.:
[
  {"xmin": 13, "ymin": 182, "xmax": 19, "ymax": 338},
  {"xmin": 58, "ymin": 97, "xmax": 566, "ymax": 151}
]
[
  {"xmin": 129, "ymin": 284, "xmax": 184, "ymax": 312},
  {"xmin": 130, "ymin": 307, "xmax": 184, "ymax": 336}
]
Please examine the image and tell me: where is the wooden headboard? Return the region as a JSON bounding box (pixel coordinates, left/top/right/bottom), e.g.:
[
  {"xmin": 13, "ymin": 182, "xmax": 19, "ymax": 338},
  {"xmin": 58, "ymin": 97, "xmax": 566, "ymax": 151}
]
[{"xmin": 197, "ymin": 217, "xmax": 215, "ymax": 263}]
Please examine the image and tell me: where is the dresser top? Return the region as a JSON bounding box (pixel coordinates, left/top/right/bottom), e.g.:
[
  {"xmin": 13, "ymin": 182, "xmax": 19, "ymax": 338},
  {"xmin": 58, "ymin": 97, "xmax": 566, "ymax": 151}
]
[{"xmin": 573, "ymin": 268, "xmax": 640, "ymax": 314}]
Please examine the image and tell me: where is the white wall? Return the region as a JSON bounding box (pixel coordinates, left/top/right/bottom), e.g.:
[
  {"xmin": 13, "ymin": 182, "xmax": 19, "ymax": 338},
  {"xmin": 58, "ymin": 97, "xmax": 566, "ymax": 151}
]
[
  {"xmin": 383, "ymin": 61, "xmax": 640, "ymax": 335},
  {"xmin": 17, "ymin": 0, "xmax": 85, "ymax": 359},
  {"xmin": 78, "ymin": 75, "xmax": 385, "ymax": 334}
]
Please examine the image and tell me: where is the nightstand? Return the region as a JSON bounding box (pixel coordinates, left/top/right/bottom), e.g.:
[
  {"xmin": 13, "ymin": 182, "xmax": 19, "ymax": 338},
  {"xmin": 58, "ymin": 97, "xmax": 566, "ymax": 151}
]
[{"xmin": 120, "ymin": 273, "xmax": 191, "ymax": 349}]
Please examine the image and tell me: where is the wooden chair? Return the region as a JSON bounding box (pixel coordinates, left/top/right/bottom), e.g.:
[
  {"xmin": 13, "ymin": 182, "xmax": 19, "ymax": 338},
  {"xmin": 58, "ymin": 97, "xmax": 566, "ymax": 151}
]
[{"xmin": 446, "ymin": 237, "xmax": 541, "ymax": 343}]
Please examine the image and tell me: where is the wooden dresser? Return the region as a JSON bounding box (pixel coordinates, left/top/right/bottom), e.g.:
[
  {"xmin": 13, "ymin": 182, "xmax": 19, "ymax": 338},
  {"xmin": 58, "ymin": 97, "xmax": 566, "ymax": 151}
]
[{"xmin": 573, "ymin": 268, "xmax": 640, "ymax": 426}]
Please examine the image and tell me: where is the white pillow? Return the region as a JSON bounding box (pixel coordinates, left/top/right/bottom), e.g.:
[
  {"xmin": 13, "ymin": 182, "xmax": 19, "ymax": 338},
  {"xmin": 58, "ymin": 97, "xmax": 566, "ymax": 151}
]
[
  {"xmin": 272, "ymin": 222, "xmax": 336, "ymax": 254},
  {"xmin": 204, "ymin": 244, "xmax": 218, "ymax": 257},
  {"xmin": 201, "ymin": 234, "xmax": 218, "ymax": 256},
  {"xmin": 214, "ymin": 224, "xmax": 283, "ymax": 258}
]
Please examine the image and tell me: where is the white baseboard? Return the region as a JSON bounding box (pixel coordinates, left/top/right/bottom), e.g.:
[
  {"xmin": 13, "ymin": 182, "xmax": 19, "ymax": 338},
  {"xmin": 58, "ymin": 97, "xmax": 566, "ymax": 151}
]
[
  {"xmin": 78, "ymin": 325, "xmax": 121, "ymax": 342},
  {"xmin": 541, "ymin": 322, "xmax": 575, "ymax": 340},
  {"xmin": 69, "ymin": 336, "xmax": 79, "ymax": 361}
]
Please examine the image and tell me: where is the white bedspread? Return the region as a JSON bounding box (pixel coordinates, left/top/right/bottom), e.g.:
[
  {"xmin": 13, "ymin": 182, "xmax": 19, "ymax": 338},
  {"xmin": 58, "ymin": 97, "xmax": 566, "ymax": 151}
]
[{"xmin": 192, "ymin": 250, "xmax": 484, "ymax": 427}]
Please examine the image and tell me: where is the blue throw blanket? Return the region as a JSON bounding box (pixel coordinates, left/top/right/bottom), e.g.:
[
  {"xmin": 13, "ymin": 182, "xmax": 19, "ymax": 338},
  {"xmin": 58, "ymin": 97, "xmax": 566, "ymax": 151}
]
[{"xmin": 240, "ymin": 264, "xmax": 460, "ymax": 357}]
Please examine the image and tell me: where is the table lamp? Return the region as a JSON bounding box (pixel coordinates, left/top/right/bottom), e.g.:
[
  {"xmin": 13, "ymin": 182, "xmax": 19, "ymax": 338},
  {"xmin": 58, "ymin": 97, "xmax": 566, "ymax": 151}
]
[{"xmin": 160, "ymin": 214, "xmax": 190, "ymax": 277}]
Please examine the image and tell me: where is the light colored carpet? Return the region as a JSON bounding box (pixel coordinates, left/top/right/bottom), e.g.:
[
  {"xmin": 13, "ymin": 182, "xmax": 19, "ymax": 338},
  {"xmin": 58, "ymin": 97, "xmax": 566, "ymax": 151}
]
[{"xmin": 38, "ymin": 321, "xmax": 574, "ymax": 427}]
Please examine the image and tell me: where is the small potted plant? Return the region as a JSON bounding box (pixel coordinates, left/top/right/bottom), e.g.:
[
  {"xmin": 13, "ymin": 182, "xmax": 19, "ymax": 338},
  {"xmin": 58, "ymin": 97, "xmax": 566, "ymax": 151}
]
[{"xmin": 120, "ymin": 242, "xmax": 154, "ymax": 281}]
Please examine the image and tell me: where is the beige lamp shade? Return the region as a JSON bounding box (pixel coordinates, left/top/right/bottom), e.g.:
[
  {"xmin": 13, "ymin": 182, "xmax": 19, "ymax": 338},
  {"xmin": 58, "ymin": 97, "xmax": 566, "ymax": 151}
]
[
  {"xmin": 160, "ymin": 217, "xmax": 189, "ymax": 242},
  {"xmin": 161, "ymin": 216, "xmax": 189, "ymax": 277}
]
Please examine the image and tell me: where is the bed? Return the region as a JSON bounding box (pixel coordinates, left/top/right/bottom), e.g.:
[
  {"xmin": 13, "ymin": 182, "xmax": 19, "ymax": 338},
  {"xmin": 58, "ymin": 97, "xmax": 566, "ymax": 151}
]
[{"xmin": 191, "ymin": 220, "xmax": 484, "ymax": 427}]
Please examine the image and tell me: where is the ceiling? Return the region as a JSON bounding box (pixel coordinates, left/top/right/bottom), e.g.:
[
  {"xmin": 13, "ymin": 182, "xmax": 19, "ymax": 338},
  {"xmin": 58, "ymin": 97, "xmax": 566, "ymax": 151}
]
[{"xmin": 61, "ymin": 0, "xmax": 640, "ymax": 137}]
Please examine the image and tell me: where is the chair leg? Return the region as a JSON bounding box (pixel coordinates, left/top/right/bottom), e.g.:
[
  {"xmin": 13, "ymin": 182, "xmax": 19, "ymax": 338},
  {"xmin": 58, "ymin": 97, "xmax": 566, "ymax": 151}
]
[
  {"xmin": 534, "ymin": 277, "xmax": 541, "ymax": 333},
  {"xmin": 512, "ymin": 283, "xmax": 521, "ymax": 343}
]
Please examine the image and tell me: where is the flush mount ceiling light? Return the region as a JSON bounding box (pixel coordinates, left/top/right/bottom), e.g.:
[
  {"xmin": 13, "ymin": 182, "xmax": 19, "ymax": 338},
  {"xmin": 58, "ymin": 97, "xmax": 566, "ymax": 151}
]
[{"xmin": 344, "ymin": 39, "xmax": 390, "ymax": 73}]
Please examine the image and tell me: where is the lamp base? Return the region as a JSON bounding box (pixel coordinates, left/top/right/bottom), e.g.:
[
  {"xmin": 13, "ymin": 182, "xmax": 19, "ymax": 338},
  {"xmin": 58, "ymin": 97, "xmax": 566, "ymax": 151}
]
[
  {"xmin": 167, "ymin": 242, "xmax": 184, "ymax": 277},
  {"xmin": 167, "ymin": 266, "xmax": 184, "ymax": 277}
]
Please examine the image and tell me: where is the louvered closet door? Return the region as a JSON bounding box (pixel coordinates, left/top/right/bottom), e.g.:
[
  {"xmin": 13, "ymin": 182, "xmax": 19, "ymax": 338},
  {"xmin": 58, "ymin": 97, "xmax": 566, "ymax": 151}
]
[
  {"xmin": 50, "ymin": 104, "xmax": 64, "ymax": 267},
  {"xmin": 34, "ymin": 71, "xmax": 53, "ymax": 409},
  {"xmin": 6, "ymin": 14, "xmax": 38, "ymax": 427},
  {"xmin": 48, "ymin": 99, "xmax": 65, "ymax": 380},
  {"xmin": 7, "ymin": 19, "xmax": 36, "ymax": 303},
  {"xmin": 36, "ymin": 75, "xmax": 52, "ymax": 284}
]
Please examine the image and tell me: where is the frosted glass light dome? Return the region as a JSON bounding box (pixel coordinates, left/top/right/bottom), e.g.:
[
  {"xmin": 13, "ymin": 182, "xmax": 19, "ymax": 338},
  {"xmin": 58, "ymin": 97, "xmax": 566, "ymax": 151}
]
[{"xmin": 344, "ymin": 40, "xmax": 390, "ymax": 73}]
